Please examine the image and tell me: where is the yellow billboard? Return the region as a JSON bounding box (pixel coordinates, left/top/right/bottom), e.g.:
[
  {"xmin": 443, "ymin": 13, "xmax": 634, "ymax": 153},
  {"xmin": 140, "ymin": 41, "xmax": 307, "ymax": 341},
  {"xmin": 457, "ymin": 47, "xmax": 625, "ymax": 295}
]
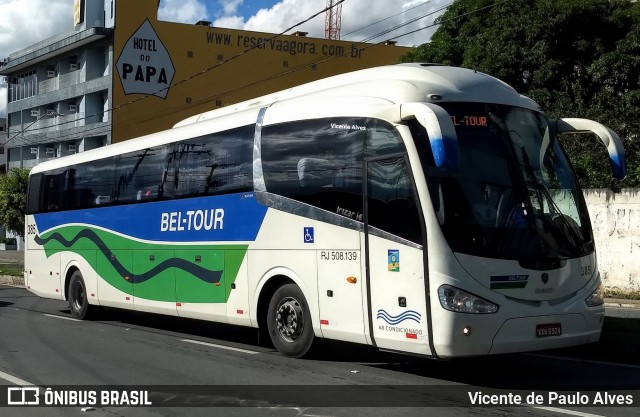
[{"xmin": 112, "ymin": 0, "xmax": 410, "ymax": 142}]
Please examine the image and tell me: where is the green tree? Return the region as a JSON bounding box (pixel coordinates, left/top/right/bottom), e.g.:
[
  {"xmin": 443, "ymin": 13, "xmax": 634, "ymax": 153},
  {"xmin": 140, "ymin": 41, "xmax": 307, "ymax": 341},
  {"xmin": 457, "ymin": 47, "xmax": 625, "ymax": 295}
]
[
  {"xmin": 401, "ymin": 0, "xmax": 640, "ymax": 188},
  {"xmin": 0, "ymin": 168, "xmax": 30, "ymax": 237}
]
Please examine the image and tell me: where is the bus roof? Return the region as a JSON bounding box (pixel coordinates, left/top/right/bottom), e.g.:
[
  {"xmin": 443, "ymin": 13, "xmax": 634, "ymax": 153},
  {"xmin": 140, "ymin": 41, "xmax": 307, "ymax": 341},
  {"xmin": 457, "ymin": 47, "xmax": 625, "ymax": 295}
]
[
  {"xmin": 30, "ymin": 63, "xmax": 540, "ymax": 175},
  {"xmin": 174, "ymin": 63, "xmax": 540, "ymax": 127}
]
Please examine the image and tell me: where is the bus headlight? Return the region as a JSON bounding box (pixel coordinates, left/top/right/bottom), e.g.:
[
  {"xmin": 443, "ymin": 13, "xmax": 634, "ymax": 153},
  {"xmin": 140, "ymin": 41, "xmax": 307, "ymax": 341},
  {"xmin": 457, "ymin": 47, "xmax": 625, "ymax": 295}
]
[
  {"xmin": 585, "ymin": 282, "xmax": 605, "ymax": 307},
  {"xmin": 438, "ymin": 285, "xmax": 498, "ymax": 314}
]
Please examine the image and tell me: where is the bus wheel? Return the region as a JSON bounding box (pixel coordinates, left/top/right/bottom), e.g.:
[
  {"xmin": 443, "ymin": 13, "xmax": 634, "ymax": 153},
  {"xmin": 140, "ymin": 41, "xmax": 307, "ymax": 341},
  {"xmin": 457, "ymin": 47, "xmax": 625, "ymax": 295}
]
[
  {"xmin": 69, "ymin": 271, "xmax": 91, "ymax": 320},
  {"xmin": 267, "ymin": 283, "xmax": 314, "ymax": 358}
]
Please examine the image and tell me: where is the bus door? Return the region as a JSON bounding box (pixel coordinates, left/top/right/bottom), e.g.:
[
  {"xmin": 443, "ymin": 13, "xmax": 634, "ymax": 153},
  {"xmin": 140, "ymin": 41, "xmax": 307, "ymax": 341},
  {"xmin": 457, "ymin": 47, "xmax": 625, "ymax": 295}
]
[{"xmin": 364, "ymin": 155, "xmax": 432, "ymax": 355}]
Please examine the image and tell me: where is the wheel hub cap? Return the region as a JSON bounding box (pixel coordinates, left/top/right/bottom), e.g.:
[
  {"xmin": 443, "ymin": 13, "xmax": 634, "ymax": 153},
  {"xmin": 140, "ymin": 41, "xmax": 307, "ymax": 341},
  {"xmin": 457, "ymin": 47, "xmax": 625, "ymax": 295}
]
[{"xmin": 276, "ymin": 297, "xmax": 304, "ymax": 342}]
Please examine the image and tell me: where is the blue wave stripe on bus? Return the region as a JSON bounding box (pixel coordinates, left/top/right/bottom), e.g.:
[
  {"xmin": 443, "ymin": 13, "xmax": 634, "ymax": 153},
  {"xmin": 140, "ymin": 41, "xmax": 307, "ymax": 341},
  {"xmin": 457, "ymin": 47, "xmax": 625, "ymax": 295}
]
[
  {"xmin": 34, "ymin": 193, "xmax": 268, "ymax": 243},
  {"xmin": 376, "ymin": 309, "xmax": 422, "ymax": 325},
  {"xmin": 34, "ymin": 229, "xmax": 222, "ymax": 285}
]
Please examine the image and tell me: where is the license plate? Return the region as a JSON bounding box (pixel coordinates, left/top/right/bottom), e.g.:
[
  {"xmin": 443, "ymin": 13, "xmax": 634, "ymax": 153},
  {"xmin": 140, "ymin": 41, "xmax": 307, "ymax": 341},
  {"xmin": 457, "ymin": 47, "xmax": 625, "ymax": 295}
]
[{"xmin": 536, "ymin": 323, "xmax": 562, "ymax": 338}]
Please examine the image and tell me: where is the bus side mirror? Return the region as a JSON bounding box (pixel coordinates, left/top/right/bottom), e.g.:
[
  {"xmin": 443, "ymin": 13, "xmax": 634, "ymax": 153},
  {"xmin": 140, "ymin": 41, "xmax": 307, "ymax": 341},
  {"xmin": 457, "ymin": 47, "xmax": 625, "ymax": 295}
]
[
  {"xmin": 401, "ymin": 102, "xmax": 459, "ymax": 170},
  {"xmin": 553, "ymin": 118, "xmax": 627, "ymax": 180}
]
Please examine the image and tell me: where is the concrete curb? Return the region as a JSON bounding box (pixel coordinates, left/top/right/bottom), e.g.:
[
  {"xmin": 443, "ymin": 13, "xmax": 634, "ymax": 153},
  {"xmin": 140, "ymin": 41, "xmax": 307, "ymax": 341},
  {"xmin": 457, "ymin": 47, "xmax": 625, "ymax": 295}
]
[
  {"xmin": 0, "ymin": 275, "xmax": 25, "ymax": 287},
  {"xmin": 604, "ymin": 298, "xmax": 640, "ymax": 309}
]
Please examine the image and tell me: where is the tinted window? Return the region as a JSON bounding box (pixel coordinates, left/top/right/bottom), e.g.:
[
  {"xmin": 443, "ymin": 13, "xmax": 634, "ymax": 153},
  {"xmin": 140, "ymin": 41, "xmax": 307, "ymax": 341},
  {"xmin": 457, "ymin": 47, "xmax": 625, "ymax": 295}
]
[
  {"xmin": 29, "ymin": 125, "xmax": 255, "ymax": 213},
  {"xmin": 113, "ymin": 147, "xmax": 170, "ymax": 204},
  {"xmin": 261, "ymin": 118, "xmax": 364, "ymax": 220},
  {"xmin": 41, "ymin": 169, "xmax": 68, "ymax": 212},
  {"xmin": 27, "ymin": 173, "xmax": 43, "ymax": 214},
  {"xmin": 419, "ymin": 102, "xmax": 593, "ymax": 258},
  {"xmin": 67, "ymin": 157, "xmax": 115, "ymax": 208},
  {"xmin": 365, "ymin": 120, "xmax": 404, "ymax": 157},
  {"xmin": 367, "ymin": 157, "xmax": 422, "ymax": 244},
  {"xmin": 174, "ymin": 126, "xmax": 253, "ymax": 198}
]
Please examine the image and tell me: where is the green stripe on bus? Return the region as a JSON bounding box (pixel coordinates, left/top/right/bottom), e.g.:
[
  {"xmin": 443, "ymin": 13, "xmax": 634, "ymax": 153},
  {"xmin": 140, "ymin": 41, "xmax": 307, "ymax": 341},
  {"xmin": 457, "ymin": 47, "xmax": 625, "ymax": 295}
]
[{"xmin": 39, "ymin": 226, "xmax": 247, "ymax": 303}]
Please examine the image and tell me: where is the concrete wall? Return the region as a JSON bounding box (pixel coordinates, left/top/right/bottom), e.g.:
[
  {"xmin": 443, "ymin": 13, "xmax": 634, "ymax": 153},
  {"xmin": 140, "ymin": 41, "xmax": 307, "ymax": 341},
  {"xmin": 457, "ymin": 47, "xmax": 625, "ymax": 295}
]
[{"xmin": 585, "ymin": 189, "xmax": 640, "ymax": 295}]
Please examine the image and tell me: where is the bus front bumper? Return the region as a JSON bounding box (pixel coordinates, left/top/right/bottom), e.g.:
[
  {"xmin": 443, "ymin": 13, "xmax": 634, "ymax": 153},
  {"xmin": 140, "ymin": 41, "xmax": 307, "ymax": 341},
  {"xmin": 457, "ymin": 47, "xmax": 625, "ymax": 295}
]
[{"xmin": 487, "ymin": 311, "xmax": 604, "ymax": 355}]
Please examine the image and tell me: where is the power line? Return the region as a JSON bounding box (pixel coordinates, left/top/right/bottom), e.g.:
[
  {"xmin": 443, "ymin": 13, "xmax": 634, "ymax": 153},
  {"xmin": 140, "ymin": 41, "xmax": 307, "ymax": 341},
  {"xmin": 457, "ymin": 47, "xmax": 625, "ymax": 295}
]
[
  {"xmin": 110, "ymin": 1, "xmax": 455, "ymax": 127},
  {"xmin": 341, "ymin": 0, "xmax": 433, "ymax": 39},
  {"xmin": 383, "ymin": 0, "xmax": 512, "ymax": 44},
  {"xmin": 97, "ymin": 1, "xmax": 454, "ymax": 128},
  {"xmin": 4, "ymin": 0, "xmax": 349, "ymax": 147},
  {"xmin": 111, "ymin": 0, "xmax": 348, "ymax": 114},
  {"xmin": 359, "ymin": 4, "xmax": 451, "ymax": 44},
  {"xmin": 6, "ymin": 0, "xmax": 511, "ymax": 148}
]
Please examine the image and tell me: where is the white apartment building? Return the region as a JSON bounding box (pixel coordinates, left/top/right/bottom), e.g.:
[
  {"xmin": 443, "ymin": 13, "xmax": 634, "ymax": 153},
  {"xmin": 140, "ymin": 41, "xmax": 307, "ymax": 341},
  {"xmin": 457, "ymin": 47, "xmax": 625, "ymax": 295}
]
[
  {"xmin": 0, "ymin": 0, "xmax": 115, "ymax": 170},
  {"xmin": 0, "ymin": 0, "xmax": 408, "ymax": 167}
]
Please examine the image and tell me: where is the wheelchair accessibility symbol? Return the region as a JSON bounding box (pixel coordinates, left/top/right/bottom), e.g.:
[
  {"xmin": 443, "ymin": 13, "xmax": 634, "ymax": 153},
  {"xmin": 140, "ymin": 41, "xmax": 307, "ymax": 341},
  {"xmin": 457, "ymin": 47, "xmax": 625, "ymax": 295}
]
[{"xmin": 304, "ymin": 227, "xmax": 314, "ymax": 243}]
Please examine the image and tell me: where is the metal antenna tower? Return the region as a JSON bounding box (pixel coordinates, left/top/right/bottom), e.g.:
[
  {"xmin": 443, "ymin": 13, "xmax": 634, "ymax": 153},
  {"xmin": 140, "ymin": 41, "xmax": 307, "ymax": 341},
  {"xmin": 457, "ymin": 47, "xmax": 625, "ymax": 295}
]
[{"xmin": 324, "ymin": 0, "xmax": 342, "ymax": 40}]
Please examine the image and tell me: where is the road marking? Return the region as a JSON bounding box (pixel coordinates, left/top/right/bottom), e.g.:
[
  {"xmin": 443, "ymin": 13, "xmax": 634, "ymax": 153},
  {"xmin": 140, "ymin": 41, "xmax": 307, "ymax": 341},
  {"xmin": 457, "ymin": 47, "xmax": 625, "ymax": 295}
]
[
  {"xmin": 182, "ymin": 339, "xmax": 259, "ymax": 355},
  {"xmin": 532, "ymin": 406, "xmax": 605, "ymax": 417},
  {"xmin": 0, "ymin": 370, "xmax": 34, "ymax": 386},
  {"xmin": 43, "ymin": 313, "xmax": 81, "ymax": 322}
]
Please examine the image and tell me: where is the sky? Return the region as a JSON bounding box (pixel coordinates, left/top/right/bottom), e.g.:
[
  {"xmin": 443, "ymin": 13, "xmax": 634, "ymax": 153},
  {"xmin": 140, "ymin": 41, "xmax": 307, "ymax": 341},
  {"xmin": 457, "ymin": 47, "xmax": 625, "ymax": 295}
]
[{"xmin": 0, "ymin": 0, "xmax": 450, "ymax": 117}]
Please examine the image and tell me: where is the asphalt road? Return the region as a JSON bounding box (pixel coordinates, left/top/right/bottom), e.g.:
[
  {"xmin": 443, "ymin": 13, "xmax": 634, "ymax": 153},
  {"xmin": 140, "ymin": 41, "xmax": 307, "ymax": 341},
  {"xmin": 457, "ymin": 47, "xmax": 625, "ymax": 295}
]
[{"xmin": 1, "ymin": 284, "xmax": 639, "ymax": 417}]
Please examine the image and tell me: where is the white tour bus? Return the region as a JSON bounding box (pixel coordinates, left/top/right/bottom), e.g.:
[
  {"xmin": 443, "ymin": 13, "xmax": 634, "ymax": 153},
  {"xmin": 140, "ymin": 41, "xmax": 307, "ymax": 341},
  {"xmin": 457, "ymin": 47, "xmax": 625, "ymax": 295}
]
[{"xmin": 24, "ymin": 63, "xmax": 626, "ymax": 358}]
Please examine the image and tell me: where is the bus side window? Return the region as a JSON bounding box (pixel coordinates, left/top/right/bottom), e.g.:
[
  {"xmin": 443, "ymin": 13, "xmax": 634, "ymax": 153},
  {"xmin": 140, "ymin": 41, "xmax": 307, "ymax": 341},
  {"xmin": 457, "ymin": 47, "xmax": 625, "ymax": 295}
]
[
  {"xmin": 46, "ymin": 178, "xmax": 61, "ymax": 210},
  {"xmin": 365, "ymin": 120, "xmax": 405, "ymax": 157},
  {"xmin": 113, "ymin": 146, "xmax": 170, "ymax": 204},
  {"xmin": 27, "ymin": 173, "xmax": 43, "ymax": 214},
  {"xmin": 41, "ymin": 169, "xmax": 68, "ymax": 212},
  {"xmin": 364, "ymin": 120, "xmax": 422, "ymax": 243},
  {"xmin": 296, "ymin": 158, "xmax": 334, "ymax": 188},
  {"xmin": 367, "ymin": 158, "xmax": 423, "ymax": 244},
  {"xmin": 262, "ymin": 118, "xmax": 364, "ymax": 221},
  {"xmin": 174, "ymin": 125, "xmax": 253, "ymax": 198},
  {"xmin": 67, "ymin": 157, "xmax": 115, "ymax": 210}
]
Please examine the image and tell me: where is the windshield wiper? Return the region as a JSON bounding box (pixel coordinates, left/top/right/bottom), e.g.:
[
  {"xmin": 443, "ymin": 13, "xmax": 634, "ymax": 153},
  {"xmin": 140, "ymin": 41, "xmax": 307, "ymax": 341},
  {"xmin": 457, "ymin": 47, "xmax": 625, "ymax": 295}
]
[
  {"xmin": 519, "ymin": 147, "xmax": 545, "ymax": 213},
  {"xmin": 519, "ymin": 146, "xmax": 584, "ymax": 251}
]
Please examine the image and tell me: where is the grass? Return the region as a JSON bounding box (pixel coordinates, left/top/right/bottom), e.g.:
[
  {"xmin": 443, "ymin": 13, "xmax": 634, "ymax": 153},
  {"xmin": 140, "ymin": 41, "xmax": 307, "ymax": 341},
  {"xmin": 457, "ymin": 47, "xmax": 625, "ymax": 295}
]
[{"xmin": 0, "ymin": 264, "xmax": 23, "ymax": 277}]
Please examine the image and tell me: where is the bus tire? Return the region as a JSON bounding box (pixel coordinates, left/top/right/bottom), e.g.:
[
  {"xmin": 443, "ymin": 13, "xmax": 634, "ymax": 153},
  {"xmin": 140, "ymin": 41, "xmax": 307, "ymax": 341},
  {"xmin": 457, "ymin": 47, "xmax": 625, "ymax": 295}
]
[
  {"xmin": 267, "ymin": 283, "xmax": 314, "ymax": 358},
  {"xmin": 68, "ymin": 271, "xmax": 91, "ymax": 320}
]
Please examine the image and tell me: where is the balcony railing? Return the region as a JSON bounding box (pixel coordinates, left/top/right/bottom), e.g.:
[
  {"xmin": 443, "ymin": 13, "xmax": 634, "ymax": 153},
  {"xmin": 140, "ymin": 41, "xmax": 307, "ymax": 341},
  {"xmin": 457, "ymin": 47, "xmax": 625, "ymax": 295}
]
[
  {"xmin": 8, "ymin": 79, "xmax": 37, "ymax": 102},
  {"xmin": 38, "ymin": 69, "xmax": 86, "ymax": 94},
  {"xmin": 22, "ymin": 112, "xmax": 87, "ymax": 135}
]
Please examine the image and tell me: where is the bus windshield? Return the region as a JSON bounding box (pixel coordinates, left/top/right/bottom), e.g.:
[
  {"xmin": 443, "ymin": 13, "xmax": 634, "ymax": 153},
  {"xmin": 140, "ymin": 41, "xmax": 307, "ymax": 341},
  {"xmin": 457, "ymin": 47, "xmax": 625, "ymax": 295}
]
[{"xmin": 422, "ymin": 102, "xmax": 593, "ymax": 260}]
